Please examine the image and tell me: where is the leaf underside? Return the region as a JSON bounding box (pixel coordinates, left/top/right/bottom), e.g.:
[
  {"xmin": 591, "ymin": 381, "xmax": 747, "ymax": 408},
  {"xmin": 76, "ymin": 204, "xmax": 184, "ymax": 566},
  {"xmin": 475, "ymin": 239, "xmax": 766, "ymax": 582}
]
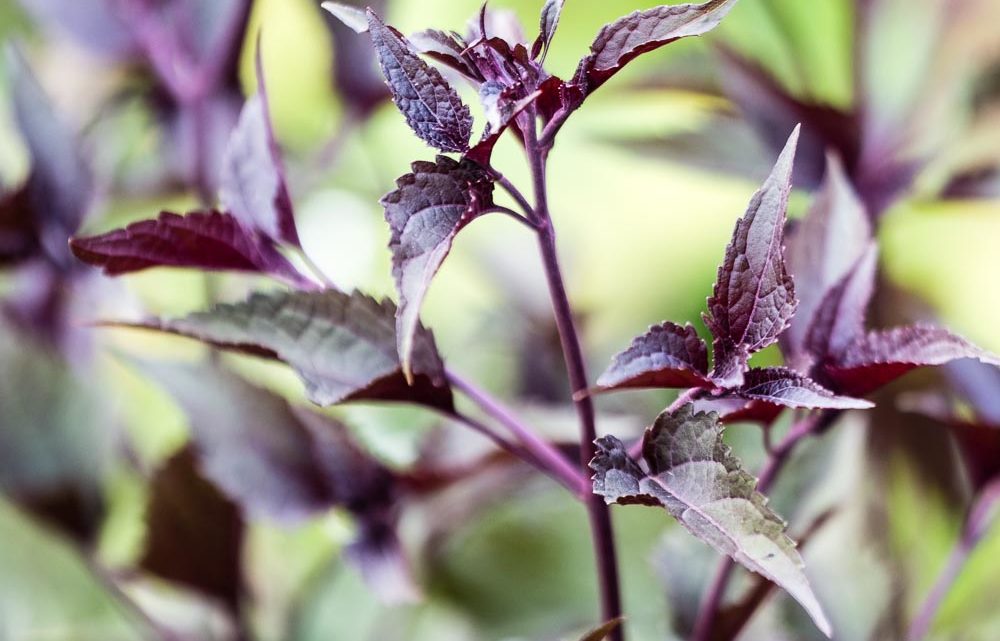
[{"xmin": 591, "ymin": 405, "xmax": 831, "ymax": 636}]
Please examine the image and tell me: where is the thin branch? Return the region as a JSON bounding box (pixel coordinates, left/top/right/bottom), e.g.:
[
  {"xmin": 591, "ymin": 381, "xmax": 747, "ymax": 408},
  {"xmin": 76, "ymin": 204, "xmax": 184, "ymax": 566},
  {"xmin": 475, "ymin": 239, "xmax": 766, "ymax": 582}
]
[
  {"xmin": 523, "ymin": 108, "xmax": 625, "ymax": 640},
  {"xmin": 485, "ymin": 205, "xmax": 541, "ymax": 231},
  {"xmin": 492, "ymin": 171, "xmax": 537, "ymax": 221},
  {"xmin": 295, "ymin": 247, "xmax": 340, "ymax": 291},
  {"xmin": 447, "ymin": 368, "xmax": 585, "ymax": 496}
]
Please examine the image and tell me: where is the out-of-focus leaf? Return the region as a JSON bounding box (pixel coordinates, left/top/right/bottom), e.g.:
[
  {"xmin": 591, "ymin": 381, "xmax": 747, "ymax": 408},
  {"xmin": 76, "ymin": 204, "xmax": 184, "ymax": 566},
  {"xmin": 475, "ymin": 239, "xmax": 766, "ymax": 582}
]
[
  {"xmin": 17, "ymin": 0, "xmax": 136, "ymax": 58},
  {"xmin": 141, "ymin": 446, "xmax": 244, "ymax": 612},
  {"xmin": 590, "ymin": 405, "xmax": 831, "ymax": 636},
  {"xmin": 947, "ymin": 359, "xmax": 1000, "ymax": 425},
  {"xmin": 123, "ymin": 290, "xmax": 453, "ymax": 410},
  {"xmin": 380, "ymin": 156, "xmax": 494, "ymax": 375},
  {"xmin": 0, "ymin": 186, "xmax": 37, "ymax": 265},
  {"xmin": 321, "ymin": 1, "xmax": 368, "ymax": 34},
  {"xmin": 367, "ymin": 10, "xmax": 473, "ymax": 152},
  {"xmin": 783, "ymin": 154, "xmax": 871, "ymax": 361},
  {"xmin": 705, "ymin": 127, "xmax": 799, "ymax": 387},
  {"xmin": 219, "ymin": 46, "xmax": 300, "ymax": 247},
  {"xmin": 7, "ymin": 45, "xmax": 92, "ymax": 264},
  {"xmin": 0, "ymin": 330, "xmax": 111, "ymax": 544},
  {"xmin": 736, "ymin": 367, "xmax": 872, "ymax": 410},
  {"xmin": 803, "ymin": 243, "xmax": 879, "ymax": 363},
  {"xmin": 824, "ymin": 326, "xmax": 1000, "ymax": 397},
  {"xmin": 575, "ymin": 0, "xmax": 739, "ymax": 98},
  {"xmin": 576, "ymin": 617, "xmax": 625, "ymax": 641},
  {"xmin": 321, "ymin": 0, "xmax": 391, "ymax": 116},
  {"xmin": 69, "ymin": 211, "xmax": 308, "ymax": 286},
  {"xmin": 589, "ymin": 321, "xmax": 711, "ymax": 395}
]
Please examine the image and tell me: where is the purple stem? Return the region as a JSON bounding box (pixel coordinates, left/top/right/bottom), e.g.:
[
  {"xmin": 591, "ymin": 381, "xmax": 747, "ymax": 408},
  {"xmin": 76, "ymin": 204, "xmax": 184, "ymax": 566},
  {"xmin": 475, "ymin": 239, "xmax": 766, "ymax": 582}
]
[
  {"xmin": 908, "ymin": 479, "xmax": 1000, "ymax": 640},
  {"xmin": 523, "ymin": 113, "xmax": 625, "ymax": 640},
  {"xmin": 690, "ymin": 412, "xmax": 826, "ymax": 641},
  {"xmin": 447, "ymin": 369, "xmax": 586, "ymax": 496}
]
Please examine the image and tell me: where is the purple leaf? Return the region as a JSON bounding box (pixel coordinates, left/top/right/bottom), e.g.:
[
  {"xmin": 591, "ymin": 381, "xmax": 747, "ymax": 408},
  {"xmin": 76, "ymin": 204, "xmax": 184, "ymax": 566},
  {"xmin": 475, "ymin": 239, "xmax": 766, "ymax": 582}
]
[
  {"xmin": 17, "ymin": 0, "xmax": 137, "ymax": 59},
  {"xmin": 122, "ymin": 290, "xmax": 453, "ymax": 410},
  {"xmin": 409, "ymin": 29, "xmax": 480, "ymax": 80},
  {"xmin": 321, "ymin": 0, "xmax": 392, "ymax": 117},
  {"xmin": 575, "ymin": 0, "xmax": 738, "ymax": 97},
  {"xmin": 824, "ymin": 326, "xmax": 1000, "ymax": 396},
  {"xmin": 219, "ymin": 45, "xmax": 300, "ymax": 247},
  {"xmin": 590, "ymin": 322, "xmax": 711, "ymax": 395},
  {"xmin": 380, "ymin": 156, "xmax": 494, "ymax": 375},
  {"xmin": 737, "ymin": 367, "xmax": 873, "ymax": 411},
  {"xmin": 783, "ymin": 154, "xmax": 872, "ymax": 361},
  {"xmin": 69, "ymin": 210, "xmax": 308, "ymax": 286},
  {"xmin": 7, "ymin": 45, "xmax": 93, "ymax": 264},
  {"xmin": 591, "ymin": 405, "xmax": 832, "ymax": 636},
  {"xmin": 947, "ymin": 360, "xmax": 1000, "ymax": 425},
  {"xmin": 704, "ymin": 127, "xmax": 800, "ymax": 387},
  {"xmin": 532, "ymin": 0, "xmax": 566, "ymax": 61},
  {"xmin": 141, "ymin": 447, "xmax": 244, "ymax": 613},
  {"xmin": 803, "ymin": 242, "xmax": 878, "ymax": 363},
  {"xmin": 344, "ymin": 517, "xmax": 421, "ymax": 604},
  {"xmin": 367, "ymin": 10, "xmax": 473, "ymax": 152}
]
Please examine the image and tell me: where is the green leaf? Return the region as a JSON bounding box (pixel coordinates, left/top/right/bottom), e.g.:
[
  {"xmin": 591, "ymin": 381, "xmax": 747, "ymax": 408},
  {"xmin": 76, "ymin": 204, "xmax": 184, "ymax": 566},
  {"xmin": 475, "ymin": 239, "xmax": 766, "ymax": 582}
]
[{"xmin": 590, "ymin": 404, "xmax": 831, "ymax": 636}]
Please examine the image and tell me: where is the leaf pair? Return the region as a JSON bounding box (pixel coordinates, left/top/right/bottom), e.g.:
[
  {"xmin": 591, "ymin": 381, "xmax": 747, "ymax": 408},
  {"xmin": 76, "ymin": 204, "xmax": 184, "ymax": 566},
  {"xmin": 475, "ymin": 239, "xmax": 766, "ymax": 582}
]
[
  {"xmin": 591, "ymin": 128, "xmax": 871, "ymax": 414},
  {"xmin": 139, "ymin": 361, "xmax": 417, "ymax": 602},
  {"xmin": 591, "ymin": 405, "xmax": 832, "ymax": 636},
  {"xmin": 71, "ymin": 46, "xmax": 313, "ymax": 289}
]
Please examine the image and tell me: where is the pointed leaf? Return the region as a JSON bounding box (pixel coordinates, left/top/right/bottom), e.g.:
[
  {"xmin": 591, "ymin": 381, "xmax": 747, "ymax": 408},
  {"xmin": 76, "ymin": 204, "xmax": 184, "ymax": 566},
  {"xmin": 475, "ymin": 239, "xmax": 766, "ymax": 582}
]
[
  {"xmin": 784, "ymin": 155, "xmax": 871, "ymax": 359},
  {"xmin": 7, "ymin": 45, "xmax": 93, "ymax": 262},
  {"xmin": 141, "ymin": 447, "xmax": 244, "ymax": 612},
  {"xmin": 575, "ymin": 0, "xmax": 738, "ymax": 96},
  {"xmin": 69, "ymin": 211, "xmax": 309, "ymax": 286},
  {"xmin": 380, "ymin": 156, "xmax": 494, "ymax": 374},
  {"xmin": 825, "ymin": 326, "xmax": 1000, "ymax": 396},
  {"xmin": 590, "ymin": 321, "xmax": 711, "ymax": 395},
  {"xmin": 367, "ymin": 10, "xmax": 473, "ymax": 152},
  {"xmin": 590, "ymin": 405, "xmax": 831, "ymax": 636},
  {"xmin": 737, "ymin": 367, "xmax": 873, "ymax": 410},
  {"xmin": 532, "ymin": 0, "xmax": 566, "ymax": 61},
  {"xmin": 705, "ymin": 127, "xmax": 800, "ymax": 387},
  {"xmin": 127, "ymin": 290, "xmax": 453, "ymax": 410},
  {"xmin": 219, "ymin": 46, "xmax": 300, "ymax": 246},
  {"xmin": 577, "ymin": 617, "xmax": 625, "ymax": 641},
  {"xmin": 321, "ymin": 1, "xmax": 368, "ymax": 33},
  {"xmin": 803, "ymin": 242, "xmax": 878, "ymax": 362}
]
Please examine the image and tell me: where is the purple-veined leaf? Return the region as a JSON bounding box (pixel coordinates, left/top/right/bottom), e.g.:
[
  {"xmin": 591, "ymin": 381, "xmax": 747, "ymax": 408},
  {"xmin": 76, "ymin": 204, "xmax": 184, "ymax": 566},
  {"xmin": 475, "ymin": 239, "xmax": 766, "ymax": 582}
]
[
  {"xmin": 138, "ymin": 361, "xmax": 418, "ymax": 602},
  {"xmin": 380, "ymin": 156, "xmax": 494, "ymax": 376},
  {"xmin": 784, "ymin": 154, "xmax": 871, "ymax": 361},
  {"xmin": 532, "ymin": 0, "xmax": 566, "ymax": 61},
  {"xmin": 803, "ymin": 242, "xmax": 878, "ymax": 363},
  {"xmin": 589, "ymin": 321, "xmax": 711, "ymax": 395},
  {"xmin": 7, "ymin": 45, "xmax": 93, "ymax": 264},
  {"xmin": 737, "ymin": 367, "xmax": 873, "ymax": 410},
  {"xmin": 575, "ymin": 0, "xmax": 738, "ymax": 97},
  {"xmin": 590, "ymin": 405, "xmax": 832, "ymax": 636},
  {"xmin": 824, "ymin": 326, "xmax": 1000, "ymax": 397},
  {"xmin": 367, "ymin": 10, "xmax": 473, "ymax": 152},
  {"xmin": 219, "ymin": 44, "xmax": 300, "ymax": 246},
  {"xmin": 705, "ymin": 127, "xmax": 800, "ymax": 387},
  {"xmin": 119, "ymin": 289, "xmax": 453, "ymax": 410},
  {"xmin": 141, "ymin": 446, "xmax": 244, "ymax": 612},
  {"xmin": 69, "ymin": 210, "xmax": 309, "ymax": 286},
  {"xmin": 321, "ymin": 1, "xmax": 368, "ymax": 33}
]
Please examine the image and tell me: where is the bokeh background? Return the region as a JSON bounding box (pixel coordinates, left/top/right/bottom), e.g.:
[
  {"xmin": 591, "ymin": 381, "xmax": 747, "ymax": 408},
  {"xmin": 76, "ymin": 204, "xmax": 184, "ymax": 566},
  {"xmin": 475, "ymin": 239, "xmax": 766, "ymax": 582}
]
[{"xmin": 1, "ymin": 0, "xmax": 999, "ymax": 640}]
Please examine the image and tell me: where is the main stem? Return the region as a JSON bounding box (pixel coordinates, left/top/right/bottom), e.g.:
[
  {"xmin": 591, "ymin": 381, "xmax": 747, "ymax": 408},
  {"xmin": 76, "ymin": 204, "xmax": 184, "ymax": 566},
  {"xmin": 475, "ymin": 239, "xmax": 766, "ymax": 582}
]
[{"xmin": 524, "ymin": 120, "xmax": 624, "ymax": 638}]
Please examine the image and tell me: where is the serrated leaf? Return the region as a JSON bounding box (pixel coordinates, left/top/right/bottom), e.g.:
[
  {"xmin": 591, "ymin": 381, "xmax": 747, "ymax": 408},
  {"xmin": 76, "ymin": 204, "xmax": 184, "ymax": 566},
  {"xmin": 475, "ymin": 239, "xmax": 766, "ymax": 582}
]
[
  {"xmin": 367, "ymin": 10, "xmax": 473, "ymax": 152},
  {"xmin": 590, "ymin": 405, "xmax": 831, "ymax": 636},
  {"xmin": 380, "ymin": 156, "xmax": 494, "ymax": 375},
  {"xmin": 577, "ymin": 617, "xmax": 625, "ymax": 641},
  {"xmin": 575, "ymin": 0, "xmax": 738, "ymax": 96},
  {"xmin": 784, "ymin": 155, "xmax": 871, "ymax": 360},
  {"xmin": 532, "ymin": 0, "xmax": 565, "ymax": 61},
  {"xmin": 737, "ymin": 367, "xmax": 873, "ymax": 410},
  {"xmin": 126, "ymin": 290, "xmax": 453, "ymax": 410},
  {"xmin": 803, "ymin": 242, "xmax": 878, "ymax": 362},
  {"xmin": 141, "ymin": 447, "xmax": 244, "ymax": 612},
  {"xmin": 69, "ymin": 210, "xmax": 309, "ymax": 286},
  {"xmin": 219, "ymin": 46, "xmax": 300, "ymax": 246},
  {"xmin": 7, "ymin": 45, "xmax": 92, "ymax": 263},
  {"xmin": 321, "ymin": 1, "xmax": 368, "ymax": 33},
  {"xmin": 705, "ymin": 127, "xmax": 800, "ymax": 387},
  {"xmin": 590, "ymin": 321, "xmax": 711, "ymax": 395},
  {"xmin": 824, "ymin": 326, "xmax": 1000, "ymax": 397}
]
